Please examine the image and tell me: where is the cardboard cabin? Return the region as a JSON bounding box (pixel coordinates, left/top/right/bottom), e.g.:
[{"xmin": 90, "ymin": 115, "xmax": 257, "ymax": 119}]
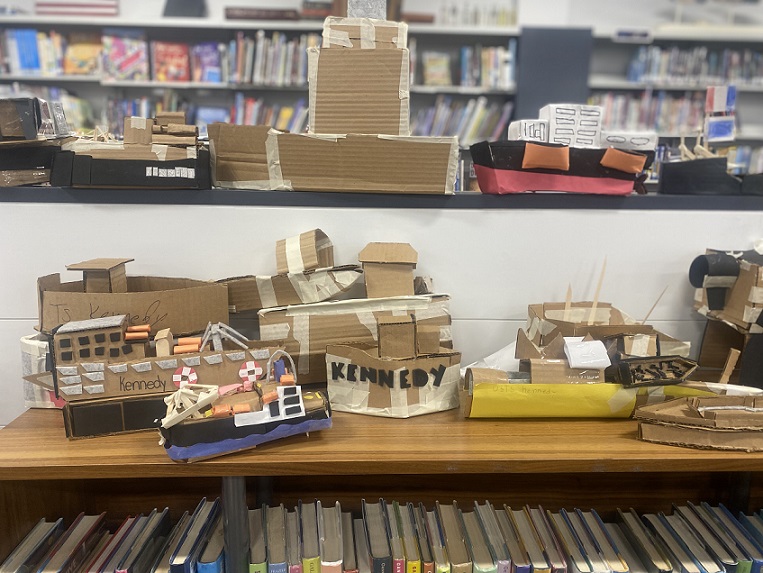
[
  {"xmin": 358, "ymin": 242, "xmax": 418, "ymax": 298},
  {"xmin": 275, "ymin": 229, "xmax": 334, "ymax": 275},
  {"xmin": 66, "ymin": 258, "xmax": 134, "ymax": 293},
  {"xmin": 53, "ymin": 314, "xmax": 140, "ymax": 365}
]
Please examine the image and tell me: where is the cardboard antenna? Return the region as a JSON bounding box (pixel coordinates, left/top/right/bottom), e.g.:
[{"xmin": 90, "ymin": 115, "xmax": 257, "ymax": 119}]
[
  {"xmin": 587, "ymin": 258, "xmax": 607, "ymax": 325},
  {"xmin": 564, "ymin": 284, "xmax": 573, "ymax": 323},
  {"xmin": 641, "ymin": 285, "xmax": 669, "ymax": 325},
  {"xmin": 719, "ymin": 348, "xmax": 741, "ymax": 384}
]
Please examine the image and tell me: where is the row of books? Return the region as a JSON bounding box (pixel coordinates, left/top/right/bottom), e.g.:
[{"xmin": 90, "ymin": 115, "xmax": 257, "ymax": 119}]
[
  {"xmin": 410, "ymin": 95, "xmax": 512, "ymax": 147},
  {"xmin": 0, "ymin": 27, "xmax": 322, "ymax": 86},
  {"xmin": 6, "ymin": 499, "xmax": 763, "ymax": 573},
  {"xmin": 627, "ymin": 45, "xmax": 763, "ymax": 86},
  {"xmin": 230, "ymin": 93, "xmax": 308, "ymax": 132},
  {"xmin": 415, "ymin": 40, "xmax": 516, "ymax": 89},
  {"xmin": 1, "ymin": 29, "xmax": 101, "ymax": 76},
  {"xmin": 588, "ymin": 91, "xmax": 706, "ymax": 135}
]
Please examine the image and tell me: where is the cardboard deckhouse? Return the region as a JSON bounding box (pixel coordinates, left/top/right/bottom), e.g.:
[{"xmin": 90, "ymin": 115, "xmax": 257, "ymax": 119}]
[
  {"xmin": 53, "ymin": 314, "xmax": 133, "ymax": 365},
  {"xmin": 66, "ymin": 258, "xmax": 134, "ymax": 293},
  {"xmin": 358, "ymin": 242, "xmax": 418, "ymax": 298}
]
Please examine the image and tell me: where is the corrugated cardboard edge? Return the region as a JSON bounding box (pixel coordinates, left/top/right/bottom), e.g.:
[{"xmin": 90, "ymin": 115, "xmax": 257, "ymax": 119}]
[
  {"xmin": 265, "ymin": 128, "xmax": 291, "ymax": 190},
  {"xmin": 306, "ymin": 48, "xmax": 411, "ymax": 137},
  {"xmin": 376, "ymin": 134, "xmax": 458, "ymax": 193}
]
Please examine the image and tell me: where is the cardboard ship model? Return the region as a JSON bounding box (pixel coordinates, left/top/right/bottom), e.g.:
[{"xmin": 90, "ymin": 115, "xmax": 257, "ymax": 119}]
[
  {"xmin": 29, "ymin": 313, "xmax": 332, "ymax": 448},
  {"xmin": 635, "ymin": 395, "xmax": 763, "ymax": 451},
  {"xmin": 159, "ymin": 349, "xmax": 331, "ymax": 463},
  {"xmin": 470, "ymin": 103, "xmax": 655, "ymax": 195}
]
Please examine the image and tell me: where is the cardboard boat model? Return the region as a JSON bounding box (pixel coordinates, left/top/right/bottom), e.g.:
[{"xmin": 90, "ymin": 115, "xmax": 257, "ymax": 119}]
[
  {"xmin": 470, "ymin": 139, "xmax": 654, "ymax": 196},
  {"xmin": 470, "ymin": 103, "xmax": 655, "ymax": 196},
  {"xmin": 158, "ymin": 349, "xmax": 332, "ymax": 463}
]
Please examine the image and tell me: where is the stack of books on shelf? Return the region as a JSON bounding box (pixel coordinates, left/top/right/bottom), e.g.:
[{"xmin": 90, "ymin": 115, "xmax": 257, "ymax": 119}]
[
  {"xmin": 1, "ymin": 29, "xmax": 101, "ymax": 77},
  {"xmin": 628, "ymin": 45, "xmax": 763, "ymax": 86},
  {"xmin": 411, "ymin": 95, "xmax": 512, "ymax": 146},
  {"xmin": 416, "ymin": 40, "xmax": 516, "ymax": 90},
  {"xmin": 7, "ymin": 498, "xmax": 763, "ymax": 573},
  {"xmin": 228, "ymin": 30, "xmax": 320, "ymax": 86},
  {"xmin": 230, "ymin": 93, "xmax": 308, "ymax": 132},
  {"xmin": 589, "ymin": 90, "xmax": 705, "ymax": 135}
]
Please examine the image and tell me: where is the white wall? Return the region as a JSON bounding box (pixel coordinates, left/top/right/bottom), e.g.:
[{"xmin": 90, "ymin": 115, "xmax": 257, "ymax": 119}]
[{"xmin": 1, "ymin": 202, "xmax": 760, "ymax": 425}]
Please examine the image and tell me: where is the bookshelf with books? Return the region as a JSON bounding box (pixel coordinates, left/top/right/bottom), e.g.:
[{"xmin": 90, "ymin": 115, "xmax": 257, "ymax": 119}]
[
  {"xmin": 588, "ymin": 28, "xmax": 763, "ymax": 145},
  {"xmin": 3, "ymin": 408, "xmax": 763, "ymax": 573}
]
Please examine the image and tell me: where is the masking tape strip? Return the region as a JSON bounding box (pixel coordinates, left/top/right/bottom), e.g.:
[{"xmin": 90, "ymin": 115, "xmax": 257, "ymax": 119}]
[
  {"xmin": 741, "ymin": 260, "xmax": 753, "ymax": 271},
  {"xmin": 307, "ymin": 48, "xmax": 319, "ymax": 133},
  {"xmin": 608, "ymin": 387, "xmax": 638, "ymax": 413},
  {"xmin": 214, "ymin": 179, "xmax": 276, "ymax": 190},
  {"xmin": 527, "ymin": 318, "xmax": 540, "ymax": 342},
  {"xmin": 399, "ymin": 49, "xmax": 410, "ymax": 136},
  {"xmin": 273, "ymin": 295, "xmax": 442, "ymax": 317},
  {"xmin": 445, "ymin": 136, "xmax": 458, "ymax": 194},
  {"xmin": 260, "ymin": 323, "xmax": 290, "ymax": 341},
  {"xmin": 130, "ymin": 116, "xmax": 147, "ymax": 129},
  {"xmin": 629, "ymin": 334, "xmax": 651, "ymax": 357},
  {"xmin": 694, "ymin": 288, "xmax": 704, "ymax": 302},
  {"xmin": 414, "ymin": 298, "xmax": 451, "ymax": 320},
  {"xmin": 21, "ymin": 334, "xmax": 48, "ymax": 357},
  {"xmin": 256, "ymin": 276, "xmax": 279, "ymax": 309},
  {"xmin": 292, "ymin": 315, "xmax": 310, "ymax": 374},
  {"xmin": 376, "ymin": 135, "xmax": 457, "ymax": 144},
  {"xmin": 359, "ymin": 19, "xmax": 375, "ymax": 49},
  {"xmin": 151, "ymin": 144, "xmax": 168, "ymax": 161},
  {"xmin": 439, "ymin": 325, "xmax": 452, "ymax": 342},
  {"xmin": 265, "ymin": 130, "xmax": 291, "ymax": 190},
  {"xmin": 356, "ymin": 311, "xmax": 379, "ymax": 341},
  {"xmin": 703, "ymin": 275, "xmax": 737, "ymax": 288},
  {"xmin": 750, "ymin": 286, "xmax": 763, "ymax": 304},
  {"xmin": 322, "ymin": 28, "xmax": 353, "ymax": 48},
  {"xmin": 660, "ymin": 341, "xmax": 691, "ymax": 358},
  {"xmin": 289, "ymin": 272, "xmax": 343, "ymax": 304},
  {"xmin": 186, "ymin": 147, "xmax": 196, "ymax": 159},
  {"xmin": 744, "ymin": 305, "xmax": 762, "ymax": 323},
  {"xmin": 285, "ymin": 236, "xmax": 305, "ymax": 273}
]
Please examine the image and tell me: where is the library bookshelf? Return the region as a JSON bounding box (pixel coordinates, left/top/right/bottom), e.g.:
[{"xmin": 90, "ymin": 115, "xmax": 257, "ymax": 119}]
[{"xmin": 3, "ymin": 407, "xmax": 763, "ymax": 573}]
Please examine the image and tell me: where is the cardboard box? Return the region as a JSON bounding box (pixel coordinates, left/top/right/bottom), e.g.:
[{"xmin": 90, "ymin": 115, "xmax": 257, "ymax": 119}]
[
  {"xmin": 63, "ymin": 393, "xmax": 169, "ymax": 438},
  {"xmin": 207, "ymin": 123, "xmax": 270, "ymax": 189},
  {"xmin": 326, "ymin": 342, "xmax": 460, "ymax": 417},
  {"xmin": 123, "ymin": 116, "xmax": 155, "ymax": 145},
  {"xmin": 358, "ymin": 242, "xmax": 417, "ymax": 298},
  {"xmin": 269, "ymin": 131, "xmax": 458, "ymax": 194},
  {"xmin": 276, "ymin": 229, "xmax": 334, "ymax": 274},
  {"xmin": 221, "ymin": 265, "xmax": 363, "ymax": 313},
  {"xmin": 258, "ymin": 294, "xmax": 452, "ymax": 384},
  {"xmin": 308, "ymin": 47, "xmax": 410, "ymax": 136},
  {"xmin": 377, "ymin": 314, "xmax": 416, "ymax": 359},
  {"xmin": 322, "ymin": 16, "xmax": 408, "ymax": 49},
  {"xmin": 38, "ymin": 265, "xmax": 229, "ymax": 336}
]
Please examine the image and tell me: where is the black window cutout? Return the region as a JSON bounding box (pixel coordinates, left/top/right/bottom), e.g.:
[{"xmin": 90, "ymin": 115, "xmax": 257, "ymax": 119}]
[
  {"xmin": 268, "ymin": 402, "xmax": 280, "ymax": 417},
  {"xmin": 78, "ymin": 336, "xmax": 90, "ymax": 345},
  {"xmin": 94, "ymin": 333, "xmax": 106, "ymax": 343},
  {"xmin": 110, "ymin": 332, "xmax": 121, "ymax": 342},
  {"xmin": 283, "ymin": 386, "xmax": 297, "ymax": 396},
  {"xmin": 285, "ymin": 405, "xmax": 302, "ymax": 416},
  {"xmin": 59, "ymin": 338, "xmax": 71, "ymax": 349},
  {"xmin": 79, "ymin": 349, "xmax": 90, "ymax": 358},
  {"xmin": 284, "ymin": 396, "xmax": 300, "ymax": 406},
  {"xmin": 122, "ymin": 345, "xmax": 133, "ymax": 355},
  {"xmin": 109, "ymin": 348, "xmax": 120, "ymax": 358},
  {"xmin": 95, "ymin": 347, "xmax": 105, "ymax": 356},
  {"xmin": 60, "ymin": 351, "xmax": 73, "ymax": 361}
]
